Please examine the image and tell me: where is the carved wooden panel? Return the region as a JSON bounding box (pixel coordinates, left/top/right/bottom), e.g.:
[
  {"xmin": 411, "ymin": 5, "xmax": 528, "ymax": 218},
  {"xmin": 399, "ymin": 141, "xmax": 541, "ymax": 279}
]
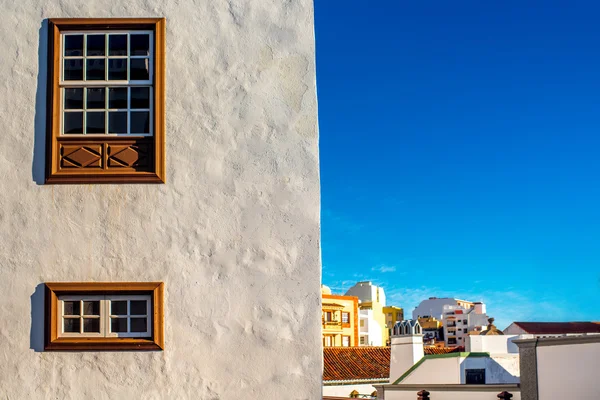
[
  {"xmin": 60, "ymin": 144, "xmax": 103, "ymax": 169},
  {"xmin": 107, "ymin": 143, "xmax": 150, "ymax": 169}
]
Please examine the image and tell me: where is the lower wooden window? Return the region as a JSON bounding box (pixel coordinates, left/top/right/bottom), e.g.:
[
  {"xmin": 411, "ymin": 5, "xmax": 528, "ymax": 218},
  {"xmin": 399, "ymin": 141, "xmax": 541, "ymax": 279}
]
[{"xmin": 45, "ymin": 282, "xmax": 164, "ymax": 350}]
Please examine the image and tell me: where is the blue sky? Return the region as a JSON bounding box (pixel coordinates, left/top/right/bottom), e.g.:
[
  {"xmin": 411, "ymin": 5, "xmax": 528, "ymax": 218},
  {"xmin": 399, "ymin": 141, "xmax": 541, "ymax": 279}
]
[{"xmin": 315, "ymin": 1, "xmax": 600, "ymax": 329}]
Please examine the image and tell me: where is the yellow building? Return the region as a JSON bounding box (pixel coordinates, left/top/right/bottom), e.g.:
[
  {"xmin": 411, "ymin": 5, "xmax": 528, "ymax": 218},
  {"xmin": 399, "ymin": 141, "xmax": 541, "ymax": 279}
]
[
  {"xmin": 321, "ymin": 286, "xmax": 359, "ymax": 347},
  {"xmin": 383, "ymin": 306, "xmax": 404, "ymax": 344}
]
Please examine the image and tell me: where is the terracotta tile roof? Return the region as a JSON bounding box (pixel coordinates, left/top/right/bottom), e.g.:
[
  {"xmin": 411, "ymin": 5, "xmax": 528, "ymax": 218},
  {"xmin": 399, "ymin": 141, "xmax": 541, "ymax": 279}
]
[
  {"xmin": 323, "ymin": 345, "xmax": 462, "ymax": 382},
  {"xmin": 512, "ymin": 322, "xmax": 600, "ymax": 334},
  {"xmin": 323, "ymin": 347, "xmax": 390, "ymax": 382},
  {"xmin": 424, "ymin": 346, "xmax": 464, "ymax": 355}
]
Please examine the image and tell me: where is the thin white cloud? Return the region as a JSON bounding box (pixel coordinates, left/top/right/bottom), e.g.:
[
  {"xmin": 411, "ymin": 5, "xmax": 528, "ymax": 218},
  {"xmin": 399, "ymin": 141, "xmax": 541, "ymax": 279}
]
[{"xmin": 371, "ymin": 265, "xmax": 397, "ymax": 273}]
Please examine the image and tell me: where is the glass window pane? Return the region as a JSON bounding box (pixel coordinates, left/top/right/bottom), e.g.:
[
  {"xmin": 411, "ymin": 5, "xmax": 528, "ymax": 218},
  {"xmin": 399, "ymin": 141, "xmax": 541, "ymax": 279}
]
[
  {"xmin": 64, "ymin": 59, "xmax": 83, "ymax": 81},
  {"xmin": 63, "ymin": 301, "xmax": 80, "ymax": 316},
  {"xmin": 64, "ymin": 318, "xmax": 81, "ymax": 333},
  {"xmin": 86, "ymin": 34, "xmax": 105, "ymax": 56},
  {"xmin": 131, "ymin": 111, "xmax": 150, "ymax": 134},
  {"xmin": 64, "ymin": 112, "xmax": 83, "ymax": 134},
  {"xmin": 130, "ymin": 34, "xmax": 149, "ymax": 56},
  {"xmin": 109, "ymin": 112, "xmax": 127, "ymax": 134},
  {"xmin": 130, "ymin": 301, "xmax": 146, "ymax": 315},
  {"xmin": 130, "ymin": 59, "xmax": 149, "ymax": 80},
  {"xmin": 64, "ymin": 88, "xmax": 83, "ymax": 109},
  {"xmin": 111, "ymin": 318, "xmax": 127, "ymax": 333},
  {"xmin": 130, "ymin": 87, "xmax": 150, "ymax": 109},
  {"xmin": 64, "ymin": 35, "xmax": 83, "ymax": 57},
  {"xmin": 86, "ymin": 59, "xmax": 106, "ymax": 81},
  {"xmin": 111, "ymin": 300, "xmax": 127, "ymax": 315},
  {"xmin": 86, "ymin": 112, "xmax": 105, "ymax": 134},
  {"xmin": 108, "ymin": 59, "xmax": 128, "ymax": 80},
  {"xmin": 108, "ymin": 87, "xmax": 128, "ymax": 109},
  {"xmin": 131, "ymin": 318, "xmax": 147, "ymax": 332},
  {"xmin": 83, "ymin": 318, "xmax": 100, "ymax": 333},
  {"xmin": 109, "ymin": 34, "xmax": 127, "ymax": 56},
  {"xmin": 83, "ymin": 301, "xmax": 100, "ymax": 316},
  {"xmin": 86, "ymin": 88, "xmax": 105, "ymax": 109}
]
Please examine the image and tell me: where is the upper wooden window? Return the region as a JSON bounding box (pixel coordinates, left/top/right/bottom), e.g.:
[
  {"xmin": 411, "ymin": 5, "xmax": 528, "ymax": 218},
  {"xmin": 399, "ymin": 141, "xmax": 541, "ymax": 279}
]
[
  {"xmin": 46, "ymin": 18, "xmax": 166, "ymax": 184},
  {"xmin": 45, "ymin": 282, "xmax": 164, "ymax": 351}
]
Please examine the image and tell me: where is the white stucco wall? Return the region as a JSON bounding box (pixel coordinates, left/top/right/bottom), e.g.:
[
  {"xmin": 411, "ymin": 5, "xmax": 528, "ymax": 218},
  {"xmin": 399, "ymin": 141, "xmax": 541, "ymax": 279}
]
[
  {"xmin": 537, "ymin": 341, "xmax": 600, "ymax": 400},
  {"xmin": 380, "ymin": 388, "xmax": 521, "ymax": 400},
  {"xmin": 0, "ymin": 1, "xmax": 321, "ymax": 399},
  {"xmin": 323, "ymin": 383, "xmax": 380, "ymax": 397},
  {"xmin": 467, "ymin": 335, "xmax": 520, "ymax": 354},
  {"xmin": 401, "ymin": 357, "xmax": 460, "ymax": 384},
  {"xmin": 400, "ymin": 355, "xmax": 519, "ymax": 385}
]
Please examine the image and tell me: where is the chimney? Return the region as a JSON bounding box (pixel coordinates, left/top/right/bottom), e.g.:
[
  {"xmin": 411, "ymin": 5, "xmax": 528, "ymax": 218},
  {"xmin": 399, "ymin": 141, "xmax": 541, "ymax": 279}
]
[{"xmin": 389, "ymin": 320, "xmax": 425, "ymax": 382}]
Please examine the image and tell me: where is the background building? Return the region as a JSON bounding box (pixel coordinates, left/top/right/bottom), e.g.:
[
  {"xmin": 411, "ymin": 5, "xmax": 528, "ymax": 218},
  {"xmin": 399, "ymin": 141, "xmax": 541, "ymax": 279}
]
[
  {"xmin": 504, "ymin": 321, "xmax": 600, "ymax": 337},
  {"xmin": 322, "ymin": 287, "xmax": 359, "ymax": 347},
  {"xmin": 412, "ymin": 297, "xmax": 477, "ymax": 321},
  {"xmin": 418, "ymin": 316, "xmax": 444, "ymax": 344},
  {"xmin": 443, "ymin": 302, "xmax": 489, "ymax": 347},
  {"xmin": 384, "ymin": 306, "xmax": 404, "ymax": 345},
  {"xmin": 346, "ymin": 281, "xmax": 388, "ymax": 346}
]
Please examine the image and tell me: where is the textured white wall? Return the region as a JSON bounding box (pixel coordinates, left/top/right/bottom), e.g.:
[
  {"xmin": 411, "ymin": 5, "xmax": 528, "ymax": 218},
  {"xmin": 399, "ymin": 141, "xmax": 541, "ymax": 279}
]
[
  {"xmin": 381, "ymin": 388, "xmax": 521, "ymax": 400},
  {"xmin": 537, "ymin": 342, "xmax": 600, "ymax": 400},
  {"xmin": 0, "ymin": 0, "xmax": 321, "ymax": 399},
  {"xmin": 467, "ymin": 335, "xmax": 520, "ymax": 354},
  {"xmin": 322, "ymin": 383, "xmax": 380, "ymax": 397}
]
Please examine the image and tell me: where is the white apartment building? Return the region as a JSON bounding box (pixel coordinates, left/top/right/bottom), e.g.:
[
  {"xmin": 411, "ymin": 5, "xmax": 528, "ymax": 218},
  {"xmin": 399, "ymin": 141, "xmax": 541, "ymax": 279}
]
[
  {"xmin": 345, "ymin": 281, "xmax": 387, "ymax": 306},
  {"xmin": 359, "ymin": 308, "xmax": 384, "ymax": 346},
  {"xmin": 412, "ymin": 297, "xmax": 476, "ymax": 321},
  {"xmin": 443, "ymin": 302, "xmax": 488, "ymax": 347}
]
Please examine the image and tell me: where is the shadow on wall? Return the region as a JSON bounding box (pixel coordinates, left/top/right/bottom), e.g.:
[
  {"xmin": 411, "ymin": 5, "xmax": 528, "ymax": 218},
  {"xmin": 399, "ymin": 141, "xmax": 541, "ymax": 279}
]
[
  {"xmin": 32, "ymin": 19, "xmax": 48, "ymax": 185},
  {"xmin": 459, "ymin": 356, "xmax": 519, "ymax": 384},
  {"xmin": 30, "ymin": 283, "xmax": 45, "ymax": 352}
]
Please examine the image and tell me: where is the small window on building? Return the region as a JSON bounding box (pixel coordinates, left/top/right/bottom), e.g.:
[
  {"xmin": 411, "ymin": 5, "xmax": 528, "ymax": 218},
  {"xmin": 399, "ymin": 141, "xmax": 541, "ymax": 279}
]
[
  {"xmin": 45, "ymin": 282, "xmax": 164, "ymax": 350},
  {"xmin": 359, "ymin": 337, "xmax": 366, "ymax": 345},
  {"xmin": 341, "ymin": 312, "xmax": 350, "ymax": 324},
  {"xmin": 465, "ymin": 369, "xmax": 486, "ymax": 384},
  {"xmin": 463, "ymin": 319, "xmax": 468, "ymax": 324},
  {"xmin": 464, "ymin": 328, "xmax": 468, "ymax": 333},
  {"xmin": 448, "ymin": 338, "xmax": 457, "ymax": 345},
  {"xmin": 360, "ymin": 319, "xmax": 365, "ymax": 327},
  {"xmin": 342, "ymin": 336, "xmax": 350, "ymax": 347}
]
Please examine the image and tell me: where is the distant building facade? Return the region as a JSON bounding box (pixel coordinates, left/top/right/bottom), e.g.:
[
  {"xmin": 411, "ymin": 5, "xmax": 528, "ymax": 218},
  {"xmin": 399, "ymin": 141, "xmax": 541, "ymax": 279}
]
[
  {"xmin": 346, "ymin": 281, "xmax": 388, "ymax": 346},
  {"xmin": 412, "ymin": 297, "xmax": 477, "ymax": 321},
  {"xmin": 384, "ymin": 306, "xmax": 404, "ymax": 345},
  {"xmin": 418, "ymin": 316, "xmax": 444, "ymax": 344},
  {"xmin": 443, "ymin": 302, "xmax": 488, "ymax": 347},
  {"xmin": 504, "ymin": 321, "xmax": 600, "ymax": 337},
  {"xmin": 322, "ymin": 292, "xmax": 359, "ymax": 347}
]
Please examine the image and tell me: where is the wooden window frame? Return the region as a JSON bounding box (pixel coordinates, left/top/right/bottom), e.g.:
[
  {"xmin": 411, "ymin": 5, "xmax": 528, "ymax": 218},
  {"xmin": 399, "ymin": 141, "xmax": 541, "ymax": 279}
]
[
  {"xmin": 45, "ymin": 18, "xmax": 166, "ymax": 184},
  {"xmin": 341, "ymin": 311, "xmax": 350, "ymax": 327},
  {"xmin": 45, "ymin": 282, "xmax": 164, "ymax": 351}
]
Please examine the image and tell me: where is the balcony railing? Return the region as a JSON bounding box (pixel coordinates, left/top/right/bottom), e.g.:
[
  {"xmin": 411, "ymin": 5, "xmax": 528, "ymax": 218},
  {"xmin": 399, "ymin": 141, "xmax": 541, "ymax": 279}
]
[{"xmin": 323, "ymin": 321, "xmax": 342, "ymax": 330}]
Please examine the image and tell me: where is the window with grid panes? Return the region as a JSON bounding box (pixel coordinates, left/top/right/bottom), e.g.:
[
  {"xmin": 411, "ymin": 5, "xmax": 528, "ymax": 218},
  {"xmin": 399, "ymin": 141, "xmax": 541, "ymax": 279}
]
[
  {"xmin": 61, "ymin": 32, "xmax": 153, "ymax": 136},
  {"xmin": 45, "ymin": 282, "xmax": 164, "ymax": 351},
  {"xmin": 58, "ymin": 295, "xmax": 152, "ymax": 338},
  {"xmin": 46, "ymin": 19, "xmax": 165, "ymax": 184}
]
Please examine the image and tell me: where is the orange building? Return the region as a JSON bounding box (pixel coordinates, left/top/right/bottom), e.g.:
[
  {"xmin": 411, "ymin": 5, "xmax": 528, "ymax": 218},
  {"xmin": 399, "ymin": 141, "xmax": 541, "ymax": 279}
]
[{"xmin": 322, "ymin": 285, "xmax": 359, "ymax": 347}]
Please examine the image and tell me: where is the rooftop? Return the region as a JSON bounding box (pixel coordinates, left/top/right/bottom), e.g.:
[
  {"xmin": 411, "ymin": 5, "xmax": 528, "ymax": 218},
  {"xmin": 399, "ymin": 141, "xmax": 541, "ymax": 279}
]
[
  {"xmin": 323, "ymin": 346, "xmax": 463, "ymax": 383},
  {"xmin": 509, "ymin": 321, "xmax": 600, "ymax": 334},
  {"xmin": 323, "ymin": 347, "xmax": 389, "ymax": 383}
]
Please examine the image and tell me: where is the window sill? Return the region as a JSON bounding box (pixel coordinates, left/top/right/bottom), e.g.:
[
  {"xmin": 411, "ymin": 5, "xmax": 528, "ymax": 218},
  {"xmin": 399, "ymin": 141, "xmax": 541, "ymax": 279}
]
[{"xmin": 45, "ymin": 337, "xmax": 163, "ymax": 351}]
